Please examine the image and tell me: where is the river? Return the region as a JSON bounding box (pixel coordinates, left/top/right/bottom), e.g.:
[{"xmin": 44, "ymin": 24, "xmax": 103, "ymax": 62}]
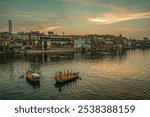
[{"xmin": 0, "ymin": 49, "xmax": 150, "ymax": 99}]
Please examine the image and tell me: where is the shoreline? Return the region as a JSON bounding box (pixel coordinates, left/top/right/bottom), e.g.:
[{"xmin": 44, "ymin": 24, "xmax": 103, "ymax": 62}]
[
  {"xmin": 0, "ymin": 48, "xmax": 80, "ymax": 54},
  {"xmin": 23, "ymin": 49, "xmax": 79, "ymax": 53},
  {"xmin": 1, "ymin": 47, "xmax": 149, "ymax": 54}
]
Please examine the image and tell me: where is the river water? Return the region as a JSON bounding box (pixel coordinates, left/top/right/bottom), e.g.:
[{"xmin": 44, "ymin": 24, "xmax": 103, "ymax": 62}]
[{"xmin": 0, "ymin": 49, "xmax": 150, "ymax": 100}]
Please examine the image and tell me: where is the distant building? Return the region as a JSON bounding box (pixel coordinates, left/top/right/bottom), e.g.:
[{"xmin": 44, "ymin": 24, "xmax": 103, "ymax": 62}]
[
  {"xmin": 74, "ymin": 37, "xmax": 91, "ymax": 50},
  {"xmin": 40, "ymin": 36, "xmax": 51, "ymax": 50},
  {"xmin": 48, "ymin": 31, "xmax": 54, "ymax": 36},
  {"xmin": 50, "ymin": 36, "xmax": 71, "ymax": 47}
]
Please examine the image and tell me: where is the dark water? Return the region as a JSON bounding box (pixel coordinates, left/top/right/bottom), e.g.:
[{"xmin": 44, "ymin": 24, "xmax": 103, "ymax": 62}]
[{"xmin": 0, "ymin": 49, "xmax": 150, "ymax": 100}]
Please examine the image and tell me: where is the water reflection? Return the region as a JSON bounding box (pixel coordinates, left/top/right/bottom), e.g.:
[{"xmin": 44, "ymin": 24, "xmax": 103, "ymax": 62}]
[
  {"xmin": 24, "ymin": 50, "xmax": 127, "ymax": 63},
  {"xmin": 49, "ymin": 52, "xmax": 74, "ymax": 61},
  {"xmin": 54, "ymin": 78, "xmax": 81, "ymax": 92},
  {"xmin": 26, "ymin": 78, "xmax": 40, "ymax": 89},
  {"xmin": 0, "ymin": 49, "xmax": 149, "ymax": 99}
]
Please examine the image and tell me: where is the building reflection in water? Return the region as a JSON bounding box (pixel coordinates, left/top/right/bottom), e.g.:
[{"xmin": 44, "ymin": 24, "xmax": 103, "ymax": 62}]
[
  {"xmin": 54, "ymin": 77, "xmax": 81, "ymax": 92},
  {"xmin": 26, "ymin": 78, "xmax": 40, "ymax": 89},
  {"xmin": 0, "ymin": 50, "xmax": 127, "ymax": 65},
  {"xmin": 49, "ymin": 52, "xmax": 74, "ymax": 62},
  {"xmin": 23, "ymin": 50, "xmax": 127, "ymax": 65}
]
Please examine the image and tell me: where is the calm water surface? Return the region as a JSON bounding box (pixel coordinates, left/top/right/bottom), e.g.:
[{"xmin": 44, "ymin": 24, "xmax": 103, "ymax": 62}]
[{"xmin": 0, "ymin": 49, "xmax": 150, "ymax": 99}]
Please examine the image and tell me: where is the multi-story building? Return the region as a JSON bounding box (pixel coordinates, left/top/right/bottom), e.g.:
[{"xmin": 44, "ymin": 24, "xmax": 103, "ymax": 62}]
[
  {"xmin": 74, "ymin": 36, "xmax": 91, "ymax": 50},
  {"xmin": 50, "ymin": 36, "xmax": 71, "ymax": 47}
]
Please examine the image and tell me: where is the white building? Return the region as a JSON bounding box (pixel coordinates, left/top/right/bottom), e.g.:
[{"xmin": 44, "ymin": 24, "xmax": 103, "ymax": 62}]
[{"xmin": 74, "ymin": 37, "xmax": 91, "ymax": 50}]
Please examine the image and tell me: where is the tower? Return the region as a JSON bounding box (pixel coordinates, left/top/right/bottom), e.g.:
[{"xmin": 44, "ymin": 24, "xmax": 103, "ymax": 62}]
[{"xmin": 8, "ymin": 20, "xmax": 12, "ymax": 35}]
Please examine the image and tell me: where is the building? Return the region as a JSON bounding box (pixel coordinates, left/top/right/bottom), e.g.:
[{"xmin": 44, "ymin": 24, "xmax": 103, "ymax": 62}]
[
  {"xmin": 74, "ymin": 36, "xmax": 91, "ymax": 50},
  {"xmin": 50, "ymin": 36, "xmax": 71, "ymax": 47}
]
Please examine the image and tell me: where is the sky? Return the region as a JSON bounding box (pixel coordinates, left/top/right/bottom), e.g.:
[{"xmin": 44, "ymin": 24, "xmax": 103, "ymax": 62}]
[{"xmin": 0, "ymin": 0, "xmax": 150, "ymax": 39}]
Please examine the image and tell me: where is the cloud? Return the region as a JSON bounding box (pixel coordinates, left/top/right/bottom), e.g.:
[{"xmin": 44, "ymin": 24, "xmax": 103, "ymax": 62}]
[
  {"xmin": 115, "ymin": 27, "xmax": 150, "ymax": 32},
  {"xmin": 64, "ymin": 0, "xmax": 94, "ymax": 5},
  {"xmin": 64, "ymin": 0, "xmax": 129, "ymax": 11},
  {"xmin": 0, "ymin": 10, "xmax": 33, "ymax": 18},
  {"xmin": 100, "ymin": 3, "xmax": 129, "ymax": 12},
  {"xmin": 87, "ymin": 11, "xmax": 150, "ymax": 24},
  {"xmin": 39, "ymin": 25, "xmax": 62, "ymax": 32},
  {"xmin": 18, "ymin": 14, "xmax": 33, "ymax": 17},
  {"xmin": 44, "ymin": 25, "xmax": 61, "ymax": 30}
]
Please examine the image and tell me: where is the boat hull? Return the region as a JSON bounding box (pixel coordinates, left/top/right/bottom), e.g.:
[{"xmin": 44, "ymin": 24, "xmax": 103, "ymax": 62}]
[
  {"xmin": 26, "ymin": 77, "xmax": 40, "ymax": 82},
  {"xmin": 55, "ymin": 77, "xmax": 78, "ymax": 87},
  {"xmin": 55, "ymin": 73, "xmax": 79, "ymax": 83},
  {"xmin": 26, "ymin": 72, "xmax": 40, "ymax": 82}
]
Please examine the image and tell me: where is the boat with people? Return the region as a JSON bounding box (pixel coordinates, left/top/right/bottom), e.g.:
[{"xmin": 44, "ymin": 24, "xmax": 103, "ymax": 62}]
[
  {"xmin": 26, "ymin": 71, "xmax": 40, "ymax": 81},
  {"xmin": 54, "ymin": 70, "xmax": 79, "ymax": 83}
]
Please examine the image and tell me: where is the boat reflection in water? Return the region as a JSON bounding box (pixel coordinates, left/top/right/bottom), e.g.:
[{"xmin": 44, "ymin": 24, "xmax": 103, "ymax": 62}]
[
  {"xmin": 26, "ymin": 78, "xmax": 40, "ymax": 89},
  {"xmin": 54, "ymin": 77, "xmax": 81, "ymax": 92}
]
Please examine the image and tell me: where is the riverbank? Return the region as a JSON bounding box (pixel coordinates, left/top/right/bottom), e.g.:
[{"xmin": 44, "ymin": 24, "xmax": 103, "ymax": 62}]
[
  {"xmin": 1, "ymin": 47, "xmax": 149, "ymax": 54},
  {"xmin": 23, "ymin": 48, "xmax": 79, "ymax": 53},
  {"xmin": 0, "ymin": 48, "xmax": 79, "ymax": 54}
]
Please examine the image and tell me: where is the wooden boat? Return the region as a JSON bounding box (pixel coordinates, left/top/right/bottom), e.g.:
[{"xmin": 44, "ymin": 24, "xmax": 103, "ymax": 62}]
[
  {"xmin": 55, "ymin": 77, "xmax": 78, "ymax": 88},
  {"xmin": 26, "ymin": 78, "xmax": 40, "ymax": 89},
  {"xmin": 54, "ymin": 70, "xmax": 79, "ymax": 83},
  {"xmin": 26, "ymin": 71, "xmax": 40, "ymax": 81}
]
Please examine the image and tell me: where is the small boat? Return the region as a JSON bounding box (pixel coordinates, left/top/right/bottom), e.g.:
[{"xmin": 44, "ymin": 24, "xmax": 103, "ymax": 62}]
[
  {"xmin": 55, "ymin": 77, "xmax": 78, "ymax": 88},
  {"xmin": 26, "ymin": 71, "xmax": 40, "ymax": 81},
  {"xmin": 54, "ymin": 70, "xmax": 79, "ymax": 83},
  {"xmin": 26, "ymin": 78, "xmax": 40, "ymax": 89}
]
